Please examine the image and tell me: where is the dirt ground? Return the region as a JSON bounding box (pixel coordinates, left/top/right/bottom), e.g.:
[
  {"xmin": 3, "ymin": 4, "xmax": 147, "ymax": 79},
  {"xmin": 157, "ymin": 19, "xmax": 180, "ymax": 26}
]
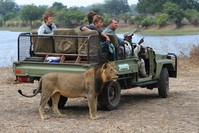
[{"xmin": 0, "ymin": 60, "xmax": 199, "ymax": 133}]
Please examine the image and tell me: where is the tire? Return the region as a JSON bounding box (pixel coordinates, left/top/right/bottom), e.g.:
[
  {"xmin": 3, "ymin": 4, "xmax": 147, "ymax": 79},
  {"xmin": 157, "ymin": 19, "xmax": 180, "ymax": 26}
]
[
  {"xmin": 98, "ymin": 81, "xmax": 121, "ymax": 110},
  {"xmin": 48, "ymin": 95, "xmax": 68, "ymax": 109},
  {"xmin": 158, "ymin": 68, "xmax": 169, "ymax": 98}
]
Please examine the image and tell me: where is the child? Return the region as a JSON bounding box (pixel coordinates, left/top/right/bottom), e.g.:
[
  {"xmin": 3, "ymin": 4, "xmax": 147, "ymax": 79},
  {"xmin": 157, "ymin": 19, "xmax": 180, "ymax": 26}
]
[
  {"xmin": 38, "ymin": 12, "xmax": 57, "ymax": 35},
  {"xmin": 80, "ymin": 15, "xmax": 110, "ymax": 41},
  {"xmin": 80, "ymin": 15, "xmax": 116, "ymax": 60}
]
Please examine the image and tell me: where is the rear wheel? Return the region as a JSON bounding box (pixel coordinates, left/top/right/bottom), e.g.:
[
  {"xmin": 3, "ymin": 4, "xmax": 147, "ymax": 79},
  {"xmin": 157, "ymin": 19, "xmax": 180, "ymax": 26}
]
[
  {"xmin": 158, "ymin": 68, "xmax": 169, "ymax": 98},
  {"xmin": 48, "ymin": 95, "xmax": 68, "ymax": 109},
  {"xmin": 98, "ymin": 81, "xmax": 121, "ymax": 110}
]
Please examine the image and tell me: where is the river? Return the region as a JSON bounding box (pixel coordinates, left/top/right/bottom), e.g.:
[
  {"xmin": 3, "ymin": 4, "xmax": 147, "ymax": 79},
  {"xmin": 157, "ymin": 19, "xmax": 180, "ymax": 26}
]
[{"xmin": 0, "ymin": 30, "xmax": 199, "ymax": 67}]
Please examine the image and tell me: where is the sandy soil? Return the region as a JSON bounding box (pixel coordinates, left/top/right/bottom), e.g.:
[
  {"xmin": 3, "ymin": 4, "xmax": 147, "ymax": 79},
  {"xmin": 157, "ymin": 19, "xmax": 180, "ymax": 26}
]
[{"xmin": 0, "ymin": 60, "xmax": 199, "ymax": 133}]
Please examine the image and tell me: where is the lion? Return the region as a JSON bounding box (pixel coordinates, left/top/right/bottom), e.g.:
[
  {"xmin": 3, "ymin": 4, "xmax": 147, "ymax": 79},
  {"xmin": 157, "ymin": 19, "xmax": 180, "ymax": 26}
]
[{"xmin": 18, "ymin": 62, "xmax": 119, "ymax": 120}]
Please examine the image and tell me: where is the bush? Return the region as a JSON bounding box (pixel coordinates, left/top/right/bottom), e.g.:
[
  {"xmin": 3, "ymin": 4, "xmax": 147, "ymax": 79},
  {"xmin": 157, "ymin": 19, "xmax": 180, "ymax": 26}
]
[
  {"xmin": 32, "ymin": 20, "xmax": 42, "ymax": 29},
  {"xmin": 128, "ymin": 17, "xmax": 134, "ymax": 24},
  {"xmin": 132, "ymin": 15, "xmax": 144, "ymax": 25},
  {"xmin": 155, "ymin": 13, "xmax": 169, "ymax": 27},
  {"xmin": 190, "ymin": 45, "xmax": 199, "ymax": 65},
  {"xmin": 184, "ymin": 9, "xmax": 199, "ymax": 25},
  {"xmin": 141, "ymin": 16, "xmax": 154, "ymax": 27}
]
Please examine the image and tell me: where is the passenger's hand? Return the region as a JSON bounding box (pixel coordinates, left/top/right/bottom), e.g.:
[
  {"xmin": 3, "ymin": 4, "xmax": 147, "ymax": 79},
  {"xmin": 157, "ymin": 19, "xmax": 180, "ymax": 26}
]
[
  {"xmin": 138, "ymin": 37, "xmax": 144, "ymax": 45},
  {"xmin": 106, "ymin": 40, "xmax": 111, "ymax": 44},
  {"xmin": 106, "ymin": 36, "xmax": 110, "ymax": 41}
]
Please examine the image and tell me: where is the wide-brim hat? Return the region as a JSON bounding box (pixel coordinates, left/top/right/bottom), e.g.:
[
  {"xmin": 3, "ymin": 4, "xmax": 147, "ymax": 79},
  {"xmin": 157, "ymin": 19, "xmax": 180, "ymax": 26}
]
[{"xmin": 123, "ymin": 32, "xmax": 133, "ymax": 37}]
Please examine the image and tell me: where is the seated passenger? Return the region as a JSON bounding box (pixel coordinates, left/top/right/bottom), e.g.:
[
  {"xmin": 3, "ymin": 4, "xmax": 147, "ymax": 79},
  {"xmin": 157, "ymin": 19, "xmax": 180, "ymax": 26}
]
[
  {"xmin": 38, "ymin": 12, "xmax": 57, "ymax": 35},
  {"xmin": 123, "ymin": 32, "xmax": 148, "ymax": 78},
  {"xmin": 80, "ymin": 15, "xmax": 110, "ymax": 41},
  {"xmin": 79, "ymin": 11, "xmax": 97, "ymax": 30},
  {"xmin": 103, "ymin": 18, "xmax": 123, "ymax": 45},
  {"xmin": 80, "ymin": 15, "xmax": 116, "ymax": 61}
]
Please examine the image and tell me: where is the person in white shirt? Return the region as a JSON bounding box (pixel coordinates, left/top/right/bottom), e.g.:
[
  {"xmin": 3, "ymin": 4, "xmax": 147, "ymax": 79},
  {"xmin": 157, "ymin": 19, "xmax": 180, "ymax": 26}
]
[
  {"xmin": 38, "ymin": 12, "xmax": 57, "ymax": 35},
  {"xmin": 123, "ymin": 32, "xmax": 148, "ymax": 78}
]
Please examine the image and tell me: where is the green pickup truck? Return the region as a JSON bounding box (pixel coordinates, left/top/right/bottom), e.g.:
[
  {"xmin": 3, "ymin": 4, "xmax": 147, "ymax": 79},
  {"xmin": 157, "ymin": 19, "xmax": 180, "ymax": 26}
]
[{"xmin": 13, "ymin": 29, "xmax": 177, "ymax": 110}]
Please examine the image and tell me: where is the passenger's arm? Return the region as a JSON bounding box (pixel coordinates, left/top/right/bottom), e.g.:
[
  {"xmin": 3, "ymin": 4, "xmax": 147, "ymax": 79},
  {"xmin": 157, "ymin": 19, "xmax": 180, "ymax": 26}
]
[
  {"xmin": 101, "ymin": 32, "xmax": 110, "ymax": 41},
  {"xmin": 134, "ymin": 44, "xmax": 141, "ymax": 57},
  {"xmin": 79, "ymin": 25, "xmax": 91, "ymax": 31}
]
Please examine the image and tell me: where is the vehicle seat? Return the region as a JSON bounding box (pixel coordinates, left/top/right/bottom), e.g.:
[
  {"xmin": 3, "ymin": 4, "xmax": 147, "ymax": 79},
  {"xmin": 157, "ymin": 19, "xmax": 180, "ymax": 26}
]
[
  {"xmin": 32, "ymin": 31, "xmax": 55, "ymax": 53},
  {"xmin": 54, "ymin": 29, "xmax": 77, "ymax": 54},
  {"xmin": 77, "ymin": 30, "xmax": 100, "ymax": 56},
  {"xmin": 103, "ymin": 33, "xmax": 125, "ymax": 60}
]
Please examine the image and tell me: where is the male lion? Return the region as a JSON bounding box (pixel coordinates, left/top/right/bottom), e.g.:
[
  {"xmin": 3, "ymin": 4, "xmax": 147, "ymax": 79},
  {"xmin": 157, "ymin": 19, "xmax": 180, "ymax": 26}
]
[{"xmin": 19, "ymin": 62, "xmax": 118, "ymax": 120}]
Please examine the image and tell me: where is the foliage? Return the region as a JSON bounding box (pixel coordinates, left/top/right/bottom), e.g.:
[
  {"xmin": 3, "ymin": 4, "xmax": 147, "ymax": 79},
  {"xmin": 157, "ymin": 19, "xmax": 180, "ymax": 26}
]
[
  {"xmin": 88, "ymin": 4, "xmax": 103, "ymax": 16},
  {"xmin": 163, "ymin": 2, "xmax": 185, "ymax": 27},
  {"xmin": 65, "ymin": 7, "xmax": 85, "ymax": 27},
  {"xmin": 0, "ymin": 0, "xmax": 19, "ymax": 16},
  {"xmin": 137, "ymin": 0, "xmax": 199, "ymax": 14},
  {"xmin": 128, "ymin": 17, "xmax": 134, "ymax": 24},
  {"xmin": 132, "ymin": 15, "xmax": 143, "ymax": 25},
  {"xmin": 0, "ymin": 0, "xmax": 19, "ymax": 23},
  {"xmin": 155, "ymin": 13, "xmax": 169, "ymax": 27},
  {"xmin": 103, "ymin": 0, "xmax": 130, "ymax": 16},
  {"xmin": 0, "ymin": 17, "xmax": 3, "ymax": 26},
  {"xmin": 103, "ymin": 14, "xmax": 111, "ymax": 26},
  {"xmin": 141, "ymin": 16, "xmax": 154, "ymax": 27},
  {"xmin": 137, "ymin": 0, "xmax": 165, "ymax": 14},
  {"xmin": 20, "ymin": 4, "xmax": 47, "ymax": 28},
  {"xmin": 184, "ymin": 9, "xmax": 199, "ymax": 25},
  {"xmin": 121, "ymin": 13, "xmax": 130, "ymax": 24},
  {"xmin": 49, "ymin": 2, "xmax": 68, "ymax": 27}
]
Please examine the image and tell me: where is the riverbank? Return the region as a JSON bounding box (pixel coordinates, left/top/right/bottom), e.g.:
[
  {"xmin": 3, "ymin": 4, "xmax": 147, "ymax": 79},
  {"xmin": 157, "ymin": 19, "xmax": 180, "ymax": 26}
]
[
  {"xmin": 140, "ymin": 24, "xmax": 199, "ymax": 35},
  {"xmin": 1, "ymin": 24, "xmax": 199, "ymax": 35}
]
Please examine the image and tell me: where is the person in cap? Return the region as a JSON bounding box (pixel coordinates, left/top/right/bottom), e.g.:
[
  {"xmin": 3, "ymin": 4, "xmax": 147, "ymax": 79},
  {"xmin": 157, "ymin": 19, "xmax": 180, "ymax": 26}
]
[{"xmin": 123, "ymin": 32, "xmax": 147, "ymax": 78}]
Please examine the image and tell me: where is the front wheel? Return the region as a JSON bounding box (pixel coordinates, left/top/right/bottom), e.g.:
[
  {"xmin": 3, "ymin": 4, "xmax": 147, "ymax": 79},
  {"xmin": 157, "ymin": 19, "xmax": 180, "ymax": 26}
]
[
  {"xmin": 158, "ymin": 68, "xmax": 169, "ymax": 98},
  {"xmin": 98, "ymin": 81, "xmax": 121, "ymax": 110}
]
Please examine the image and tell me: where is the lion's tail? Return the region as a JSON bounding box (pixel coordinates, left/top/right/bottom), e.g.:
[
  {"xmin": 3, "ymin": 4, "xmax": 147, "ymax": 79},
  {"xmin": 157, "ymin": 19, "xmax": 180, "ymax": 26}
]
[{"xmin": 18, "ymin": 77, "xmax": 42, "ymax": 98}]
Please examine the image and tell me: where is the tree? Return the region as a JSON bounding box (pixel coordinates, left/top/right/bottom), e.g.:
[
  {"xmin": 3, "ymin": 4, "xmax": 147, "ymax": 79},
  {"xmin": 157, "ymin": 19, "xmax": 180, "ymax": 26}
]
[
  {"xmin": 103, "ymin": 0, "xmax": 130, "ymax": 16},
  {"xmin": 137, "ymin": 0, "xmax": 199, "ymax": 14},
  {"xmin": 0, "ymin": 0, "xmax": 19, "ymax": 23},
  {"xmin": 20, "ymin": 4, "xmax": 42, "ymax": 28},
  {"xmin": 0, "ymin": 0, "xmax": 18, "ymax": 16},
  {"xmin": 65, "ymin": 7, "xmax": 86, "ymax": 27},
  {"xmin": 155, "ymin": 13, "xmax": 169, "ymax": 27},
  {"xmin": 49, "ymin": 2, "xmax": 68, "ymax": 27},
  {"xmin": 163, "ymin": 2, "xmax": 185, "ymax": 27},
  {"xmin": 184, "ymin": 9, "xmax": 199, "ymax": 25},
  {"xmin": 137, "ymin": 0, "xmax": 166, "ymax": 14}
]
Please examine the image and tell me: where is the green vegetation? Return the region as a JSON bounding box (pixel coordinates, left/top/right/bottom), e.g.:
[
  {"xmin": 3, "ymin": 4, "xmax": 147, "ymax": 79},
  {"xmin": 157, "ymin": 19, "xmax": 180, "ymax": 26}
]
[
  {"xmin": 1, "ymin": 0, "xmax": 199, "ymax": 35},
  {"xmin": 0, "ymin": 0, "xmax": 131, "ymax": 29}
]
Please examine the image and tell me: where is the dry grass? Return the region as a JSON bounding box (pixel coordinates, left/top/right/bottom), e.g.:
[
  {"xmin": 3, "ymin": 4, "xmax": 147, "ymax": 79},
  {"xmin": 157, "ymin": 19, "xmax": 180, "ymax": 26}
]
[
  {"xmin": 0, "ymin": 67, "xmax": 15, "ymax": 84},
  {"xmin": 189, "ymin": 45, "xmax": 199, "ymax": 66}
]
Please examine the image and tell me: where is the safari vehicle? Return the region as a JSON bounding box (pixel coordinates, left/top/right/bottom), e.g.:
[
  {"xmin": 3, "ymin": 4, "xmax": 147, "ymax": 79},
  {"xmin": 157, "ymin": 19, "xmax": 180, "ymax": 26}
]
[{"xmin": 13, "ymin": 29, "xmax": 177, "ymax": 110}]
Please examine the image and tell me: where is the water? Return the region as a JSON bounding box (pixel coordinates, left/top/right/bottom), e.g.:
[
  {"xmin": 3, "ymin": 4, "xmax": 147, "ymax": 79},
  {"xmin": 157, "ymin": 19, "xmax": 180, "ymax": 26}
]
[
  {"xmin": 0, "ymin": 31, "xmax": 199, "ymax": 67},
  {"xmin": 119, "ymin": 34, "xmax": 199, "ymax": 56},
  {"xmin": 0, "ymin": 31, "xmax": 21, "ymax": 67}
]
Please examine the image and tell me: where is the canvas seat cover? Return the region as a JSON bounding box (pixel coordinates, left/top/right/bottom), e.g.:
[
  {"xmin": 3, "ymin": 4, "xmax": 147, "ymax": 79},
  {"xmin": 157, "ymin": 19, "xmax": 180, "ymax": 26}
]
[
  {"xmin": 77, "ymin": 30, "xmax": 100, "ymax": 56},
  {"xmin": 54, "ymin": 29, "xmax": 77, "ymax": 54},
  {"xmin": 32, "ymin": 31, "xmax": 55, "ymax": 53}
]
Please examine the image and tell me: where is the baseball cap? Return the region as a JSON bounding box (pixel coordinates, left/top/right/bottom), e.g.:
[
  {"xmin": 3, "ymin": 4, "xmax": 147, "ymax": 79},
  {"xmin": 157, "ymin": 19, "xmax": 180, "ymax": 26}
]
[{"xmin": 123, "ymin": 32, "xmax": 133, "ymax": 37}]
